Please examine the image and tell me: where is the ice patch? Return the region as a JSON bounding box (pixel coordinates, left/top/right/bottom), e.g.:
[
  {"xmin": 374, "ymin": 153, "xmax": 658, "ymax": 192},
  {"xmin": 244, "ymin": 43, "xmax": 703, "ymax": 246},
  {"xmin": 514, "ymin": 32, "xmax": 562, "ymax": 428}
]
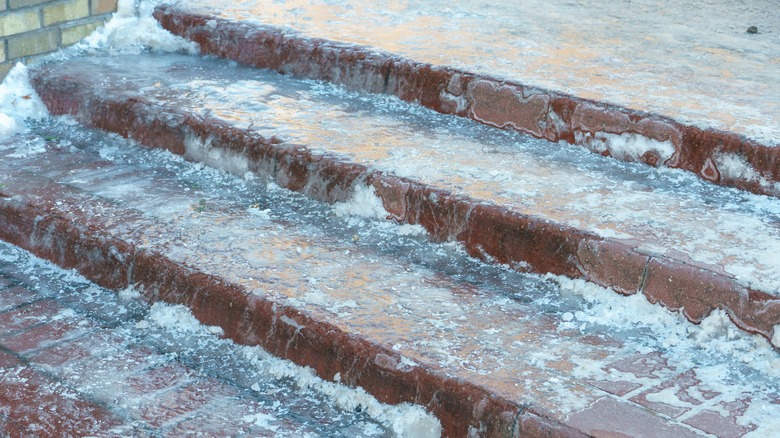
[
  {"xmin": 183, "ymin": 132, "xmax": 250, "ymax": 176},
  {"xmin": 333, "ymin": 185, "xmax": 387, "ymax": 220},
  {"xmin": 79, "ymin": 0, "xmax": 198, "ymax": 55},
  {"xmin": 548, "ymin": 274, "xmax": 780, "ymax": 374},
  {"xmin": 144, "ymin": 302, "xmax": 224, "ymax": 336},
  {"xmin": 0, "ymin": 63, "xmax": 49, "ymax": 137},
  {"xmin": 241, "ymin": 412, "xmax": 279, "ymax": 432},
  {"xmin": 715, "ymin": 152, "xmax": 760, "ymax": 182},
  {"xmin": 577, "ymin": 131, "xmax": 675, "ymax": 165}
]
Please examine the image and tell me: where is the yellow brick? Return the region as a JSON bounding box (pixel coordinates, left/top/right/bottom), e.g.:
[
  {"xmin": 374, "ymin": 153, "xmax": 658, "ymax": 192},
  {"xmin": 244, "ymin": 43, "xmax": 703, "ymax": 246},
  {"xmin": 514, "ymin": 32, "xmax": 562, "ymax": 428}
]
[
  {"xmin": 0, "ymin": 10, "xmax": 41, "ymax": 37},
  {"xmin": 61, "ymin": 20, "xmax": 104, "ymax": 46},
  {"xmin": 43, "ymin": 0, "xmax": 90, "ymax": 26},
  {"xmin": 91, "ymin": 0, "xmax": 118, "ymax": 15},
  {"xmin": 10, "ymin": 0, "xmax": 50, "ymax": 9},
  {"xmin": 7, "ymin": 28, "xmax": 59, "ymax": 59},
  {"xmin": 0, "ymin": 63, "xmax": 13, "ymax": 82}
]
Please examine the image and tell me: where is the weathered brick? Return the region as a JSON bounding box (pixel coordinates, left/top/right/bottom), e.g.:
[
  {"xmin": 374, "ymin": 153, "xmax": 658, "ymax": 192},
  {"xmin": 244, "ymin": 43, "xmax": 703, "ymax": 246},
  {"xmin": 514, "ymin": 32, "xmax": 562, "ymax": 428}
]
[
  {"xmin": 0, "ymin": 300, "xmax": 65, "ymax": 337},
  {"xmin": 9, "ymin": 0, "xmax": 49, "ymax": 9},
  {"xmin": 61, "ymin": 19, "xmax": 103, "ymax": 46},
  {"xmin": 0, "ymin": 285, "xmax": 39, "ymax": 312},
  {"xmin": 43, "ymin": 0, "xmax": 89, "ymax": 26},
  {"xmin": 91, "ymin": 0, "xmax": 117, "ymax": 15},
  {"xmin": 0, "ymin": 40, "xmax": 5, "ymax": 63},
  {"xmin": 0, "ymin": 62, "xmax": 12, "ymax": 81},
  {"xmin": 7, "ymin": 28, "xmax": 59, "ymax": 59},
  {"xmin": 0, "ymin": 9, "xmax": 40, "ymax": 37}
]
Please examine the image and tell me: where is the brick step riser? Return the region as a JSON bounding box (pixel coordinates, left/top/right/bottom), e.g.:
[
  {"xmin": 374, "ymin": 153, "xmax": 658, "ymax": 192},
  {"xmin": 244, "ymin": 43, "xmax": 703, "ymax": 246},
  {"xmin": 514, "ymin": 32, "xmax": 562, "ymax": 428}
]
[
  {"xmin": 153, "ymin": 7, "xmax": 780, "ymax": 200},
  {"xmin": 29, "ymin": 66, "xmax": 780, "ymax": 345},
  {"xmin": 0, "ymin": 182, "xmax": 585, "ymax": 438}
]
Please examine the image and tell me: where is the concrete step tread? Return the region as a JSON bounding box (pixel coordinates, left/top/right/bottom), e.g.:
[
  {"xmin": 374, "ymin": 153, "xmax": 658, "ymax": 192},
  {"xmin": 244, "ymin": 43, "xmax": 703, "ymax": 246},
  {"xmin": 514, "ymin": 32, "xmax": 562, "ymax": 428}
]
[
  {"xmin": 30, "ymin": 53, "xmax": 780, "ymax": 342},
  {"xmin": 1, "ymin": 115, "xmax": 778, "ymax": 436},
  {"xmin": 154, "ymin": 4, "xmax": 780, "ymax": 198}
]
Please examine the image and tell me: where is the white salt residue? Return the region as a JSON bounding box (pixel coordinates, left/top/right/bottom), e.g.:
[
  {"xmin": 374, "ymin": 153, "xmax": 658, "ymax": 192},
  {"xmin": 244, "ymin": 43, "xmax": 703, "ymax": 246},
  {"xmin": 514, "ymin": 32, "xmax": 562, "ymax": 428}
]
[
  {"xmin": 0, "ymin": 63, "xmax": 49, "ymax": 137},
  {"xmin": 644, "ymin": 386, "xmax": 698, "ymax": 409},
  {"xmin": 79, "ymin": 0, "xmax": 198, "ymax": 55},
  {"xmin": 773, "ymin": 325, "xmax": 780, "ymax": 349},
  {"xmin": 143, "ymin": 302, "xmax": 442, "ymax": 438},
  {"xmin": 183, "ymin": 132, "xmax": 250, "ymax": 176},
  {"xmin": 333, "ymin": 185, "xmax": 387, "ymax": 220},
  {"xmin": 577, "ymin": 131, "xmax": 675, "ymax": 165},
  {"xmin": 247, "ymin": 206, "xmax": 272, "ymax": 219}
]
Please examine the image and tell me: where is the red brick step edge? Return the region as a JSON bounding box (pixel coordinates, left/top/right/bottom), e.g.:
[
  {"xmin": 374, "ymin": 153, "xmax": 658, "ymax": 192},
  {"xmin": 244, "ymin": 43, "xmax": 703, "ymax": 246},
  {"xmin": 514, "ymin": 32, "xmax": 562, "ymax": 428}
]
[
  {"xmin": 0, "ymin": 172, "xmax": 583, "ymax": 438},
  {"xmin": 154, "ymin": 5, "xmax": 780, "ymax": 199},
  {"xmin": 29, "ymin": 60, "xmax": 780, "ymax": 346}
]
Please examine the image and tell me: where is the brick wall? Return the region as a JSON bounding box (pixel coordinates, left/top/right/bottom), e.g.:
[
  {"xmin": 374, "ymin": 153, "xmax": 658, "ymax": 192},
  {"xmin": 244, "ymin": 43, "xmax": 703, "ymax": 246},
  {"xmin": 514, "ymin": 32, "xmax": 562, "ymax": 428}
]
[{"xmin": 0, "ymin": 0, "xmax": 117, "ymax": 80}]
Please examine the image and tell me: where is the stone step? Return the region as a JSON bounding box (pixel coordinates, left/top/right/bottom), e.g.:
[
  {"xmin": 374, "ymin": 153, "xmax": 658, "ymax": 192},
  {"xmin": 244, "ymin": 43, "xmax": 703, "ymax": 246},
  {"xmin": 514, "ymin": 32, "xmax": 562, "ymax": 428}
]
[
  {"xmin": 153, "ymin": 4, "xmax": 780, "ymax": 199},
  {"xmin": 1, "ymin": 97, "xmax": 778, "ymax": 437},
  {"xmin": 30, "ymin": 53, "xmax": 780, "ymax": 344}
]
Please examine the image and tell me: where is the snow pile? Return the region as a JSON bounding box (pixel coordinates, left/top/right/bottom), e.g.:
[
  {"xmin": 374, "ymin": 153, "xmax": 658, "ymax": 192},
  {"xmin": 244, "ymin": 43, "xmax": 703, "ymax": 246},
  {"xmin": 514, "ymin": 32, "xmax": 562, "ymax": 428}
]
[
  {"xmin": 141, "ymin": 302, "xmax": 442, "ymax": 438},
  {"xmin": 79, "ymin": 0, "xmax": 198, "ymax": 55},
  {"xmin": 0, "ymin": 63, "xmax": 48, "ymax": 138}
]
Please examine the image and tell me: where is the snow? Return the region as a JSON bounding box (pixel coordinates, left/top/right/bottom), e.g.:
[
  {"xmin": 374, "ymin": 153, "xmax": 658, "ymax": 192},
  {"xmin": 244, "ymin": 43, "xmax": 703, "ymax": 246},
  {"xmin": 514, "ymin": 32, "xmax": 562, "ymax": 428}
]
[
  {"xmin": 333, "ymin": 185, "xmax": 387, "ymax": 220},
  {"xmin": 576, "ymin": 131, "xmax": 676, "ymax": 165},
  {"xmin": 79, "ymin": 0, "xmax": 198, "ymax": 55},
  {"xmin": 0, "ymin": 63, "xmax": 48, "ymax": 138},
  {"xmin": 143, "ymin": 302, "xmax": 442, "ymax": 437}
]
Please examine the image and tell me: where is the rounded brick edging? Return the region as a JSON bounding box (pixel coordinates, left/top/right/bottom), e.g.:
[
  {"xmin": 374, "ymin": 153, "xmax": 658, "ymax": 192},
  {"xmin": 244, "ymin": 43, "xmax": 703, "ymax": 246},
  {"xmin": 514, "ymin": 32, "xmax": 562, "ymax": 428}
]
[
  {"xmin": 29, "ymin": 59, "xmax": 780, "ymax": 346},
  {"xmin": 153, "ymin": 6, "xmax": 780, "ymax": 199},
  {"xmin": 0, "ymin": 186, "xmax": 591, "ymax": 437}
]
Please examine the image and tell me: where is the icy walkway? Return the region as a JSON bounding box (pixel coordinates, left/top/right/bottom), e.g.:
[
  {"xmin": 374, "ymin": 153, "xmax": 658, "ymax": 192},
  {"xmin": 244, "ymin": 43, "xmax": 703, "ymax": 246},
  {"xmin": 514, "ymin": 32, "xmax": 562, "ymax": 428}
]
[
  {"xmin": 155, "ymin": 4, "xmax": 780, "ymax": 198},
  {"xmin": 1, "ymin": 102, "xmax": 779, "ymax": 436},
  {"xmin": 30, "ymin": 54, "xmax": 780, "ymax": 342},
  {"xmin": 179, "ymin": 0, "xmax": 780, "ymax": 146},
  {"xmin": 0, "ymin": 242, "xmax": 407, "ymax": 436}
]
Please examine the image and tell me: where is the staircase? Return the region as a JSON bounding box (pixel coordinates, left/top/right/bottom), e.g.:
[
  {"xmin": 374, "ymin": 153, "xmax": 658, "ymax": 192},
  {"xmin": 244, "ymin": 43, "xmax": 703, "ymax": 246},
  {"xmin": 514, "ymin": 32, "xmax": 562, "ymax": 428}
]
[{"xmin": 1, "ymin": 2, "xmax": 779, "ymax": 436}]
